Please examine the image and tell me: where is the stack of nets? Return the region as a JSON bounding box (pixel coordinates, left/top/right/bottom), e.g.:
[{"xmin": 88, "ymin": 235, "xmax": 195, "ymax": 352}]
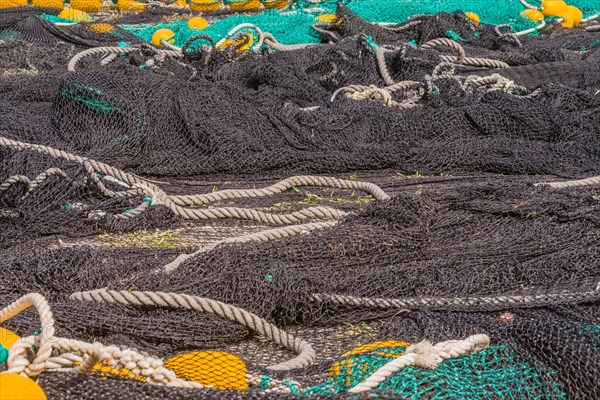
[{"xmin": 0, "ymin": 0, "xmax": 599, "ymax": 398}]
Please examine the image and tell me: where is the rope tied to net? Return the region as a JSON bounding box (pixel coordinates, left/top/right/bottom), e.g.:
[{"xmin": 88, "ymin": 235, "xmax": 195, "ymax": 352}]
[
  {"xmin": 68, "ymin": 45, "xmax": 183, "ymax": 72},
  {"xmin": 310, "ymin": 282, "xmax": 600, "ymax": 311},
  {"xmin": 535, "ymin": 175, "xmax": 600, "ymax": 188},
  {"xmin": 0, "ymin": 294, "xmax": 204, "ymax": 388},
  {"xmin": 0, "ymin": 135, "xmax": 389, "ymax": 225},
  {"xmin": 70, "ymin": 289, "xmax": 316, "ymax": 370},
  {"xmin": 330, "ymin": 81, "xmax": 422, "ymax": 108},
  {"xmin": 495, "ymin": 24, "xmax": 523, "ymax": 47},
  {"xmin": 348, "ymin": 334, "xmax": 490, "ymax": 393}
]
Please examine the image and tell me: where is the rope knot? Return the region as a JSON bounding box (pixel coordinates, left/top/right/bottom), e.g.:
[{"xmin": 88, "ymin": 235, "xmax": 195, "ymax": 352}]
[
  {"xmin": 345, "ymin": 85, "xmax": 394, "ymax": 106},
  {"xmin": 405, "ymin": 341, "xmax": 439, "ymax": 369}
]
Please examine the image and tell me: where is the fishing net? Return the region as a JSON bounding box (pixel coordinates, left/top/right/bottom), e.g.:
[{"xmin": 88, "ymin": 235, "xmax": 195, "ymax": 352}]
[{"xmin": 0, "ymin": 0, "xmax": 599, "ymax": 398}]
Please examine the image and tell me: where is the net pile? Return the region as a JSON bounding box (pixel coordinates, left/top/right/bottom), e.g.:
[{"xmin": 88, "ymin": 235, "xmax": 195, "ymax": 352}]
[{"xmin": 0, "ymin": 0, "xmax": 599, "ymax": 399}]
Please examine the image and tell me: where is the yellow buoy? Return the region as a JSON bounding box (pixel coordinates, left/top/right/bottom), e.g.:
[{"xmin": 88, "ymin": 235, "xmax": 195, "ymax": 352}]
[
  {"xmin": 164, "ymin": 351, "xmax": 248, "ymax": 390},
  {"xmin": 58, "ymin": 9, "xmax": 93, "ymax": 22},
  {"xmin": 0, "ymin": 327, "xmax": 20, "ymax": 349},
  {"xmin": 565, "ymin": 5, "xmax": 583, "ymax": 25},
  {"xmin": 262, "ymin": 0, "xmax": 287, "ymax": 9},
  {"xmin": 227, "ymin": 0, "xmax": 260, "ymax": 11},
  {"xmin": 188, "ymin": 0, "xmax": 221, "ymax": 12},
  {"xmin": 465, "ymin": 11, "xmax": 480, "ymax": 25},
  {"xmin": 0, "ymin": 373, "xmax": 47, "ymax": 400},
  {"xmin": 315, "ymin": 14, "xmax": 338, "ymax": 24},
  {"xmin": 558, "ymin": 10, "xmax": 575, "ymax": 27},
  {"xmin": 520, "ymin": 8, "xmax": 544, "ymax": 22},
  {"xmin": 151, "ymin": 28, "xmax": 175, "ymax": 47},
  {"xmin": 70, "ymin": 0, "xmax": 103, "ymax": 12},
  {"xmin": 0, "ymin": 0, "xmax": 28, "ymax": 8},
  {"xmin": 218, "ymin": 33, "xmax": 253, "ymax": 52},
  {"xmin": 169, "ymin": 0, "xmax": 186, "ymax": 6},
  {"xmin": 540, "ymin": 0, "xmax": 567, "ymax": 17},
  {"xmin": 116, "ymin": 0, "xmax": 147, "ymax": 10},
  {"xmin": 188, "ymin": 16, "xmax": 208, "ymax": 30},
  {"xmin": 88, "ymin": 23, "xmax": 114, "ymax": 34},
  {"xmin": 30, "ymin": 0, "xmax": 63, "ymax": 8}
]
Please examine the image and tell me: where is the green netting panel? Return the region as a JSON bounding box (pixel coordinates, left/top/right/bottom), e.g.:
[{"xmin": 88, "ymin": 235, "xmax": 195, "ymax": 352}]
[
  {"xmin": 305, "ymin": 345, "xmax": 567, "ymax": 399},
  {"xmin": 122, "ymin": 9, "xmax": 322, "ymax": 47},
  {"xmin": 340, "ymin": 0, "xmax": 598, "ymax": 28},
  {"xmin": 119, "ymin": 0, "xmax": 599, "ymax": 48}
]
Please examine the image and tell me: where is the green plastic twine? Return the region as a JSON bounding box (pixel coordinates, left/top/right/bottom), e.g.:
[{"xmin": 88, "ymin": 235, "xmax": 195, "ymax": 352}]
[{"xmin": 0, "ymin": 344, "xmax": 8, "ymax": 364}]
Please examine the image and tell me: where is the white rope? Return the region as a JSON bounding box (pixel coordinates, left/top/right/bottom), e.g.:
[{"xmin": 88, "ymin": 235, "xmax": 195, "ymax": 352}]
[
  {"xmin": 0, "ymin": 135, "xmax": 390, "ymax": 225},
  {"xmin": 70, "ymin": 289, "xmax": 316, "ymax": 370},
  {"xmin": 518, "ymin": 0, "xmax": 540, "ymax": 10},
  {"xmin": 330, "ymin": 81, "xmax": 421, "ymax": 108},
  {"xmin": 515, "ymin": 20, "xmax": 547, "ymax": 36},
  {"xmin": 535, "ymin": 175, "xmax": 600, "ymax": 189},
  {"xmin": 582, "ymin": 13, "xmax": 599, "ymax": 23},
  {"xmin": 348, "ymin": 334, "xmax": 490, "ymax": 393},
  {"xmin": 160, "ymin": 220, "xmax": 337, "ymax": 273}
]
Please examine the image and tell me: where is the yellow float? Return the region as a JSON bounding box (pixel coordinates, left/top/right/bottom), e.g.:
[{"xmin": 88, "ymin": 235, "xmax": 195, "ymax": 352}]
[
  {"xmin": 151, "ymin": 28, "xmax": 176, "ymax": 47},
  {"xmin": 0, "ymin": 374, "xmax": 47, "ymax": 400},
  {"xmin": 540, "ymin": 0, "xmax": 567, "ymax": 17},
  {"xmin": 116, "ymin": 0, "xmax": 147, "ymax": 11},
  {"xmin": 521, "ymin": 8, "xmax": 544, "ymax": 21},
  {"xmin": 188, "ymin": 16, "xmax": 209, "ymax": 30},
  {"xmin": 465, "ymin": 11, "xmax": 480, "ymax": 25},
  {"xmin": 188, "ymin": 0, "xmax": 221, "ymax": 12},
  {"xmin": 58, "ymin": 9, "xmax": 93, "ymax": 22}
]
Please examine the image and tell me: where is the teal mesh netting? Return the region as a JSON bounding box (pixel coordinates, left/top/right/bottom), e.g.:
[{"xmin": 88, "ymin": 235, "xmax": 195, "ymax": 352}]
[
  {"xmin": 305, "ymin": 344, "xmax": 567, "ymax": 398},
  {"xmin": 120, "ymin": 0, "xmax": 599, "ymax": 46}
]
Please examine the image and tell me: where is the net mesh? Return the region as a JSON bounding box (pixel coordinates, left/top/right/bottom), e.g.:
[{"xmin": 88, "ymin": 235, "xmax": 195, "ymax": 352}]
[{"xmin": 0, "ymin": 0, "xmax": 599, "ymax": 398}]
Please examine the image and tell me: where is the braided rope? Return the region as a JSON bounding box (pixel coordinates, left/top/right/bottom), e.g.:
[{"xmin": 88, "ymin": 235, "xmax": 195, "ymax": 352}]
[
  {"xmin": 70, "ymin": 289, "xmax": 316, "ymax": 371},
  {"xmin": 348, "ymin": 334, "xmax": 490, "ymax": 393},
  {"xmin": 311, "ymin": 284, "xmax": 600, "ymax": 311},
  {"xmin": 536, "ymin": 176, "xmax": 600, "ymax": 189},
  {"xmin": 160, "ymin": 220, "xmax": 337, "ymax": 273}
]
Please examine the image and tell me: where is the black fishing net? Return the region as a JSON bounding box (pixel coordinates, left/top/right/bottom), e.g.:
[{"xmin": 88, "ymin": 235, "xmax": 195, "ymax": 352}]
[{"xmin": 0, "ymin": 3, "xmax": 599, "ymax": 399}]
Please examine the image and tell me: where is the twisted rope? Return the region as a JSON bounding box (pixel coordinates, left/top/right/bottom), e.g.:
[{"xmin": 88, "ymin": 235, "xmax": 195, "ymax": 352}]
[
  {"xmin": 263, "ymin": 32, "xmax": 314, "ymax": 52},
  {"xmin": 518, "ymin": 0, "xmax": 539, "ymax": 10},
  {"xmin": 0, "ymin": 293, "xmax": 55, "ymax": 377},
  {"xmin": 160, "ymin": 220, "xmax": 337, "ymax": 273},
  {"xmin": 0, "ymin": 135, "xmax": 387, "ymax": 225},
  {"xmin": 421, "ymin": 38, "xmax": 465, "ymax": 65},
  {"xmin": 171, "ymin": 175, "xmax": 389, "ymax": 205},
  {"xmin": 330, "ymin": 81, "xmax": 421, "ymax": 108},
  {"xmin": 536, "ymin": 176, "xmax": 600, "ymax": 189},
  {"xmin": 495, "ymin": 24, "xmax": 522, "ymax": 47},
  {"xmin": 70, "ymin": 289, "xmax": 316, "ymax": 370},
  {"xmin": 375, "ymin": 46, "xmax": 395, "ymax": 85},
  {"xmin": 311, "ymin": 283, "xmax": 600, "ymax": 311},
  {"xmin": 68, "ymin": 46, "xmax": 183, "ymax": 72},
  {"xmin": 348, "ymin": 334, "xmax": 490, "ymax": 393},
  {"xmin": 422, "ymin": 38, "xmax": 509, "ymax": 68},
  {"xmin": 515, "ymin": 20, "xmax": 547, "ymax": 36},
  {"xmin": 0, "ymin": 294, "xmax": 203, "ymax": 387}
]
